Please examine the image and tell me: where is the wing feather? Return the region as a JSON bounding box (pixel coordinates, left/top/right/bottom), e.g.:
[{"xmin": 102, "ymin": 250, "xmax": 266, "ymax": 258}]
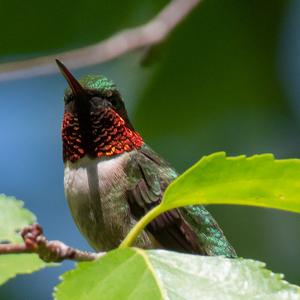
[{"xmin": 126, "ymin": 147, "xmax": 204, "ymax": 254}]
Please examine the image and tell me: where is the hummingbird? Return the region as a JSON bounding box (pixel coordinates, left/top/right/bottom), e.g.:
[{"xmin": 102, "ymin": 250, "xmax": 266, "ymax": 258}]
[{"xmin": 56, "ymin": 59, "xmax": 236, "ymax": 257}]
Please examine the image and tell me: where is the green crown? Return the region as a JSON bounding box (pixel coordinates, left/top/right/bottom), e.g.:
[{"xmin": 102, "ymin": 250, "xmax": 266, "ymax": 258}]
[
  {"xmin": 79, "ymin": 75, "xmax": 117, "ymax": 91},
  {"xmin": 64, "ymin": 75, "xmax": 117, "ymax": 95}
]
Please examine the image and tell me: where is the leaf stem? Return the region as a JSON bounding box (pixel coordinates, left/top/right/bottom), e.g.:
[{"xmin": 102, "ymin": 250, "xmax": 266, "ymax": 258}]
[{"xmin": 119, "ymin": 204, "xmax": 165, "ymax": 248}]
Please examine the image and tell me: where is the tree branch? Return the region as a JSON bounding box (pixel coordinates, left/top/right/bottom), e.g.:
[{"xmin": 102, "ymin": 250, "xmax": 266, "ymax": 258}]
[
  {"xmin": 0, "ymin": 224, "xmax": 103, "ymax": 262},
  {"xmin": 0, "ymin": 0, "xmax": 202, "ymax": 81}
]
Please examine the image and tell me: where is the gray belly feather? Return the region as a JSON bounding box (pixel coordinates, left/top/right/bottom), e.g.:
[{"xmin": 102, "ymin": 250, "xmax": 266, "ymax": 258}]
[{"xmin": 64, "ymin": 152, "xmax": 153, "ymax": 251}]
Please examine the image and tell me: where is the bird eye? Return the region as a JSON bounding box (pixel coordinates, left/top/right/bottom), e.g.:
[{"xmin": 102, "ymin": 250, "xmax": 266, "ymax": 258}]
[
  {"xmin": 110, "ymin": 97, "xmax": 120, "ymax": 108},
  {"xmin": 64, "ymin": 94, "xmax": 73, "ymax": 104}
]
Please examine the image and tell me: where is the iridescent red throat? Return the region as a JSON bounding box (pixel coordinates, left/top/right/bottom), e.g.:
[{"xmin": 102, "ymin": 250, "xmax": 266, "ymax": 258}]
[{"xmin": 62, "ymin": 108, "xmax": 144, "ymax": 162}]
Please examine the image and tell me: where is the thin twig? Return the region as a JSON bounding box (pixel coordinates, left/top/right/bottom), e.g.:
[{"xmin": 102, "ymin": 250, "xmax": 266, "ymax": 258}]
[
  {"xmin": 0, "ymin": 224, "xmax": 103, "ymax": 262},
  {"xmin": 0, "ymin": 0, "xmax": 201, "ymax": 81},
  {"xmin": 0, "ymin": 244, "xmax": 32, "ymax": 254}
]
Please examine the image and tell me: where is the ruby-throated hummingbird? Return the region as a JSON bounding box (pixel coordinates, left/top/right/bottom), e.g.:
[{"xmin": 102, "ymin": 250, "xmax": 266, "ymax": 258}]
[{"xmin": 56, "ymin": 60, "xmax": 236, "ymax": 257}]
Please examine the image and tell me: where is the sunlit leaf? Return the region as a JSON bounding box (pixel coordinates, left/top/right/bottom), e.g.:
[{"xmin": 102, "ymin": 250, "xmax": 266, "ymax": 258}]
[
  {"xmin": 0, "ymin": 194, "xmax": 52, "ymax": 285},
  {"xmin": 163, "ymin": 152, "xmax": 300, "ymax": 213},
  {"xmin": 0, "ymin": 194, "xmax": 36, "ymax": 243},
  {"xmin": 0, "ymin": 254, "xmax": 49, "ymax": 286},
  {"xmin": 55, "ymin": 248, "xmax": 300, "ymax": 300},
  {"xmin": 55, "ymin": 248, "xmax": 162, "ymax": 300}
]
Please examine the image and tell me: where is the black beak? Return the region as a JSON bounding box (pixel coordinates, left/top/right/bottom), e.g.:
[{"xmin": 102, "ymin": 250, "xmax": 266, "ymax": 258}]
[{"xmin": 56, "ymin": 59, "xmax": 86, "ymax": 98}]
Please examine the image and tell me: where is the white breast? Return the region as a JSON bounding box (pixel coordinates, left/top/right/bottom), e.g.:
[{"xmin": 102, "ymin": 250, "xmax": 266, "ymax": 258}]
[
  {"xmin": 64, "ymin": 153, "xmax": 129, "ymax": 199},
  {"xmin": 63, "ymin": 152, "xmax": 132, "ymax": 250}
]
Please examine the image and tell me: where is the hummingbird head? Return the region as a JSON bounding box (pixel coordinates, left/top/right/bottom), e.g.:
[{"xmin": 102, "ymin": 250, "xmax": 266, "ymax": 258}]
[{"xmin": 56, "ymin": 60, "xmax": 144, "ymax": 162}]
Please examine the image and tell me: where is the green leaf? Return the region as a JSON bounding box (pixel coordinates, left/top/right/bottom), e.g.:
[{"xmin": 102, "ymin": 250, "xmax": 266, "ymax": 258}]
[
  {"xmin": 0, "ymin": 254, "xmax": 49, "ymax": 286},
  {"xmin": 0, "ymin": 194, "xmax": 52, "ymax": 285},
  {"xmin": 55, "ymin": 248, "xmax": 300, "ymax": 300},
  {"xmin": 54, "ymin": 248, "xmax": 162, "ymax": 300},
  {"xmin": 0, "ymin": 194, "xmax": 36, "ymax": 243},
  {"xmin": 163, "ymin": 152, "xmax": 300, "ymax": 212}
]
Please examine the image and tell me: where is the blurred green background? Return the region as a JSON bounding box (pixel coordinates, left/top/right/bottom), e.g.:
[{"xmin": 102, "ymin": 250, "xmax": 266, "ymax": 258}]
[{"xmin": 1, "ymin": 0, "xmax": 300, "ymax": 298}]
